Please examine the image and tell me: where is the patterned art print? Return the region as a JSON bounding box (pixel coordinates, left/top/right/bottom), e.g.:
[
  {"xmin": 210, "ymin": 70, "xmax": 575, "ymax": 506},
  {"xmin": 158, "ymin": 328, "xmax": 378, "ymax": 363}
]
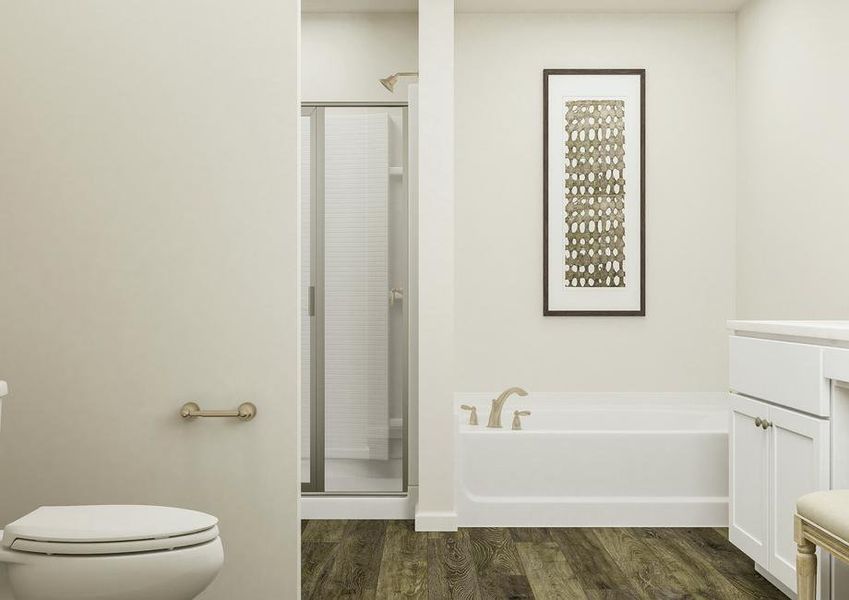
[
  {"xmin": 563, "ymin": 100, "xmax": 626, "ymax": 288},
  {"xmin": 543, "ymin": 69, "xmax": 644, "ymax": 316}
]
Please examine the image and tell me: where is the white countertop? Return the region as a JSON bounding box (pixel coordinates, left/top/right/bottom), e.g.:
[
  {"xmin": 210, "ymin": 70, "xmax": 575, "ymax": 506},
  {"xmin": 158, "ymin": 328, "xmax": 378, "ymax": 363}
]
[{"xmin": 728, "ymin": 320, "xmax": 849, "ymax": 343}]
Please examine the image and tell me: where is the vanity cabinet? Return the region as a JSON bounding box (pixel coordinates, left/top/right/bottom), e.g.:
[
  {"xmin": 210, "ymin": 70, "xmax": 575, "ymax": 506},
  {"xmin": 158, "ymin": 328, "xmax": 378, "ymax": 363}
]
[
  {"xmin": 730, "ymin": 393, "xmax": 830, "ymax": 594},
  {"xmin": 728, "ymin": 328, "xmax": 840, "ymax": 598}
]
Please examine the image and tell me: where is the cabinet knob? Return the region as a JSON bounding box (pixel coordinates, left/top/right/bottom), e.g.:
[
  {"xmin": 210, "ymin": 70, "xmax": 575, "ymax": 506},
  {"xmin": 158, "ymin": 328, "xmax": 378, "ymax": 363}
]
[
  {"xmin": 761, "ymin": 420, "xmax": 772, "ymax": 430},
  {"xmin": 755, "ymin": 417, "xmax": 763, "ymax": 428}
]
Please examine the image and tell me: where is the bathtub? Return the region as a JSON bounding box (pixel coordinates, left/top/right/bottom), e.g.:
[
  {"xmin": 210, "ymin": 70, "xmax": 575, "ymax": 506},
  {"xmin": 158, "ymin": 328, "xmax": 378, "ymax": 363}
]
[{"xmin": 456, "ymin": 393, "xmax": 729, "ymax": 527}]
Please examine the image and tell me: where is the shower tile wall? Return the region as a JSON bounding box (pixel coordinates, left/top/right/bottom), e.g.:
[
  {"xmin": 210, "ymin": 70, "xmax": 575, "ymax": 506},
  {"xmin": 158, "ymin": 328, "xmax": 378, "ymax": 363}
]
[
  {"xmin": 300, "ymin": 107, "xmax": 406, "ymax": 493},
  {"xmin": 324, "ymin": 112, "xmax": 390, "ymax": 464}
]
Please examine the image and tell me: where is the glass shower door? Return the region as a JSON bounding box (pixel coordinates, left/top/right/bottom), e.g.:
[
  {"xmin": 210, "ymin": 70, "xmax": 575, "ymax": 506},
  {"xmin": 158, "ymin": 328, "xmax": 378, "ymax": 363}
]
[
  {"xmin": 300, "ymin": 106, "xmax": 320, "ymax": 492},
  {"xmin": 301, "ymin": 104, "xmax": 408, "ymax": 494}
]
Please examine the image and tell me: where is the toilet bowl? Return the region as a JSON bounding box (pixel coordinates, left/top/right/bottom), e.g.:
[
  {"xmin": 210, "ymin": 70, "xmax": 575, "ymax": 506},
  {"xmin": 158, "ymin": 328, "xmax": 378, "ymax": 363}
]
[{"xmin": 0, "ymin": 505, "xmax": 223, "ymax": 600}]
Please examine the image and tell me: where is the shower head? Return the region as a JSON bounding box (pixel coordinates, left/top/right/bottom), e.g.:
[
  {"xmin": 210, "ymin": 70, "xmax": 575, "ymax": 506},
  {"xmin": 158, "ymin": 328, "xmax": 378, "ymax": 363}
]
[
  {"xmin": 379, "ymin": 71, "xmax": 418, "ymax": 93},
  {"xmin": 380, "ymin": 74, "xmax": 399, "ymax": 92}
]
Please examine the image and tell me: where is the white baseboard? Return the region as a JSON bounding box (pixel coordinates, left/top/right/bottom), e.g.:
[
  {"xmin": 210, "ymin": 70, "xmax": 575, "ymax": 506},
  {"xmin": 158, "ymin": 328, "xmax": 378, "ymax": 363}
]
[
  {"xmin": 414, "ymin": 509, "xmax": 458, "ymax": 532},
  {"xmin": 457, "ymin": 496, "xmax": 727, "ymax": 528},
  {"xmin": 301, "ymin": 492, "xmax": 415, "ymax": 520}
]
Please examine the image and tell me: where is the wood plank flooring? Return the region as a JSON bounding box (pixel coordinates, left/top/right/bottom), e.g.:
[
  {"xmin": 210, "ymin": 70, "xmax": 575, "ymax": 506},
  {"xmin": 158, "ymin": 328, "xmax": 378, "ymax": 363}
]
[{"xmin": 301, "ymin": 521, "xmax": 787, "ymax": 599}]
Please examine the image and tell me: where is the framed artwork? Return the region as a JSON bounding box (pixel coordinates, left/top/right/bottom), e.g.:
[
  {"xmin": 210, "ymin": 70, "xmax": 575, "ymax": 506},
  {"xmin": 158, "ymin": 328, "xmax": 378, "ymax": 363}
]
[{"xmin": 543, "ymin": 69, "xmax": 645, "ymax": 316}]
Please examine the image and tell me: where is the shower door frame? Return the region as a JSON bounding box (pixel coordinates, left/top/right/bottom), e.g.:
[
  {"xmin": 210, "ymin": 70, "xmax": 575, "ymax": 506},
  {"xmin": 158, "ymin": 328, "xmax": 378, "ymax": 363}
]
[
  {"xmin": 301, "ymin": 105, "xmax": 324, "ymax": 494},
  {"xmin": 301, "ymin": 102, "xmax": 410, "ymax": 496}
]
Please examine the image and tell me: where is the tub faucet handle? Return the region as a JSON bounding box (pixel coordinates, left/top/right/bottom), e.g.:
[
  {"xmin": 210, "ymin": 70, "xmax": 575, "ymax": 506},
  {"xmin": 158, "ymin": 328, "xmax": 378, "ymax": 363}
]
[
  {"xmin": 460, "ymin": 404, "xmax": 478, "ymax": 426},
  {"xmin": 512, "ymin": 410, "xmax": 531, "ymax": 430}
]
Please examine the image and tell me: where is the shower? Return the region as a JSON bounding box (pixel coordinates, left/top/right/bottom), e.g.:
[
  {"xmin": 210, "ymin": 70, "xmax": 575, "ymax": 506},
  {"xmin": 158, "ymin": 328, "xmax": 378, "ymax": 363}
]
[
  {"xmin": 379, "ymin": 71, "xmax": 418, "ymax": 93},
  {"xmin": 300, "ymin": 103, "xmax": 410, "ymax": 496}
]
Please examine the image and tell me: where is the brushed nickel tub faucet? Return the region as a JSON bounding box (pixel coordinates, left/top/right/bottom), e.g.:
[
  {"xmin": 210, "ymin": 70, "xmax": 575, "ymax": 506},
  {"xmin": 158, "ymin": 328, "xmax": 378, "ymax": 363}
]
[{"xmin": 487, "ymin": 387, "xmax": 528, "ymax": 428}]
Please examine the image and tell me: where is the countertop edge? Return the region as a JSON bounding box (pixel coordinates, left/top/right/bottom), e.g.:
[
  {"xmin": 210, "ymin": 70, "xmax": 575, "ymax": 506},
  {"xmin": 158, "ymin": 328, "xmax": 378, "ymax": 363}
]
[{"xmin": 727, "ymin": 320, "xmax": 849, "ymax": 343}]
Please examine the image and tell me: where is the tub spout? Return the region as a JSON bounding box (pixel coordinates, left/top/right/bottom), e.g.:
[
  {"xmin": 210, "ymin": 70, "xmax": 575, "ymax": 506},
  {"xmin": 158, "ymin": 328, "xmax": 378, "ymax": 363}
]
[{"xmin": 487, "ymin": 387, "xmax": 528, "ymax": 428}]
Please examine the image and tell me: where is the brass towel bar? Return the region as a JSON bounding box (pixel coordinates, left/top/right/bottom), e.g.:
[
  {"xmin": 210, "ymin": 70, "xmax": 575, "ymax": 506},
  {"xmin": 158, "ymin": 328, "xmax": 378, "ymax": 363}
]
[{"xmin": 180, "ymin": 402, "xmax": 257, "ymax": 421}]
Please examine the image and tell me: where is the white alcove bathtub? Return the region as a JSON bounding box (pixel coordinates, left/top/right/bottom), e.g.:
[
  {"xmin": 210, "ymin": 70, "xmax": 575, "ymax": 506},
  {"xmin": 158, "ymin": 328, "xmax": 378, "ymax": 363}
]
[{"xmin": 455, "ymin": 393, "xmax": 728, "ymax": 528}]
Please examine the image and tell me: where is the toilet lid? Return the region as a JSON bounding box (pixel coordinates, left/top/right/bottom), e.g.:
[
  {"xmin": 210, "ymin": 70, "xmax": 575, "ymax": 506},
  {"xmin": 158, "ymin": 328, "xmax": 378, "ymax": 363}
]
[{"xmin": 2, "ymin": 505, "xmax": 218, "ymax": 547}]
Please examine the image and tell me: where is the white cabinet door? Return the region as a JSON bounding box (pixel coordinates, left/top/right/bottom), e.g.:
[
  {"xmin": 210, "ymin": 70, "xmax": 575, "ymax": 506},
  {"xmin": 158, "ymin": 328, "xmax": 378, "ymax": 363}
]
[
  {"xmin": 729, "ymin": 393, "xmax": 770, "ymax": 566},
  {"xmin": 768, "ymin": 404, "xmax": 830, "ymax": 594}
]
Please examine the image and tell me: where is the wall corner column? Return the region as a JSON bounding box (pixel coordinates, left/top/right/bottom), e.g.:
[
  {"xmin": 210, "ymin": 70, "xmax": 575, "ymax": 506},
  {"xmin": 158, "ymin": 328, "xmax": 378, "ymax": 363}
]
[{"xmin": 415, "ymin": 0, "xmax": 456, "ymax": 532}]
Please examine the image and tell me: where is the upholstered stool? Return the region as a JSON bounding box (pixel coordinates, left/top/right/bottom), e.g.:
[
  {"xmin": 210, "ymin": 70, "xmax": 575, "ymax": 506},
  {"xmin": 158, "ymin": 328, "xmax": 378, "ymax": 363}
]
[{"xmin": 795, "ymin": 490, "xmax": 849, "ymax": 600}]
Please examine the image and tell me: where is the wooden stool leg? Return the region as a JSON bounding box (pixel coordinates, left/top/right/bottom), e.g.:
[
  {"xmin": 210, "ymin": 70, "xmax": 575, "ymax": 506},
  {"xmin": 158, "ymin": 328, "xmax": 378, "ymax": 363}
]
[{"xmin": 796, "ymin": 538, "xmax": 817, "ymax": 600}]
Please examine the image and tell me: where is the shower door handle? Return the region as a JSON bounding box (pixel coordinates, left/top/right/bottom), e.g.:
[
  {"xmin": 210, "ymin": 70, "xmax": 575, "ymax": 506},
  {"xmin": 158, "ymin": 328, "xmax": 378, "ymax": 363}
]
[{"xmin": 389, "ymin": 288, "xmax": 404, "ymax": 306}]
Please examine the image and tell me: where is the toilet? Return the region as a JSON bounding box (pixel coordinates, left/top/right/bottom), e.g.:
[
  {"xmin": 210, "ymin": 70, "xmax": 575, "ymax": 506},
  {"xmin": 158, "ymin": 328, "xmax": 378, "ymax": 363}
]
[{"xmin": 0, "ymin": 383, "xmax": 224, "ymax": 599}]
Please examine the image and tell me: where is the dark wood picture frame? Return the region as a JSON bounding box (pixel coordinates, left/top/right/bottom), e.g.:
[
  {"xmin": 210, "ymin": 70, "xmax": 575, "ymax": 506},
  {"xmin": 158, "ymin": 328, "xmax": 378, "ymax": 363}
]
[{"xmin": 543, "ymin": 68, "xmax": 645, "ymax": 317}]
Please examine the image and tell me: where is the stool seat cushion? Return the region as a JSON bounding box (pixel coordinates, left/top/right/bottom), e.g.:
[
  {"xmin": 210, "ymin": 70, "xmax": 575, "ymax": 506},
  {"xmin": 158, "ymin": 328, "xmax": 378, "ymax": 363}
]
[{"xmin": 797, "ymin": 490, "xmax": 849, "ymax": 540}]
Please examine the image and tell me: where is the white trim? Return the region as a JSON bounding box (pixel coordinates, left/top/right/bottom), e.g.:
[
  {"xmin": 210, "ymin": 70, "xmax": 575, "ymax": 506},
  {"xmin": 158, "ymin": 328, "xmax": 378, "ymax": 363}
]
[
  {"xmin": 414, "ymin": 510, "xmax": 458, "ymax": 532},
  {"xmin": 824, "ymin": 348, "xmax": 849, "ymax": 384},
  {"xmin": 416, "ymin": 0, "xmax": 456, "ymax": 531},
  {"xmin": 301, "ymin": 491, "xmax": 415, "ymax": 520},
  {"xmin": 407, "ymin": 83, "xmax": 420, "ymax": 490},
  {"xmin": 728, "ymin": 320, "xmax": 849, "ymax": 345},
  {"xmin": 455, "ymin": 390, "xmax": 729, "ymax": 405},
  {"xmin": 457, "ymin": 497, "xmax": 727, "ymax": 528},
  {"xmin": 454, "ymin": 391, "xmax": 730, "ymax": 417}
]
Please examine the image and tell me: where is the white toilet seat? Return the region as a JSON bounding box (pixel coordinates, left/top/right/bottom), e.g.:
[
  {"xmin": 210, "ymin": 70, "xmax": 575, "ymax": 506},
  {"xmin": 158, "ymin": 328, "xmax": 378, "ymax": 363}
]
[
  {"xmin": 0, "ymin": 506, "xmax": 224, "ymax": 600},
  {"xmin": 8, "ymin": 524, "xmax": 219, "ymax": 555},
  {"xmin": 2, "ymin": 505, "xmax": 218, "ymax": 548}
]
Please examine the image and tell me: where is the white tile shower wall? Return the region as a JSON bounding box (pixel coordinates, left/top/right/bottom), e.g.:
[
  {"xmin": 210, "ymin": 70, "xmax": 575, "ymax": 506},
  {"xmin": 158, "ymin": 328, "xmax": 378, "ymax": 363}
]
[{"xmin": 324, "ymin": 112, "xmax": 390, "ymax": 461}]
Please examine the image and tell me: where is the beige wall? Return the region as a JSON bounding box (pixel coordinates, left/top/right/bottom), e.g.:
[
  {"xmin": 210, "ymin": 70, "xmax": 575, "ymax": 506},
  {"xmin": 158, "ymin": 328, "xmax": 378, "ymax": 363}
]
[
  {"xmin": 736, "ymin": 0, "xmax": 849, "ymax": 319},
  {"xmin": 455, "ymin": 14, "xmax": 737, "ymax": 392},
  {"xmin": 301, "ymin": 13, "xmax": 418, "ymax": 102},
  {"xmin": 302, "ymin": 13, "xmax": 738, "ymax": 390},
  {"xmin": 0, "ymin": 1, "xmax": 300, "ymax": 597}
]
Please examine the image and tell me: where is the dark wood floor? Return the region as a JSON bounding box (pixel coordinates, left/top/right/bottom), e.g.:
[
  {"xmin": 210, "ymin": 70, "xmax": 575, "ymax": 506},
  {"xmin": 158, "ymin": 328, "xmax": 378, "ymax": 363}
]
[{"xmin": 301, "ymin": 521, "xmax": 787, "ymax": 599}]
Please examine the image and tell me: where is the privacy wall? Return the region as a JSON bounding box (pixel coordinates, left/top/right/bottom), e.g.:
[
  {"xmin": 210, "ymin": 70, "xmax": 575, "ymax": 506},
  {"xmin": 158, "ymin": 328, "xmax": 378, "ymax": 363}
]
[{"xmin": 0, "ymin": 1, "xmax": 301, "ymax": 597}]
